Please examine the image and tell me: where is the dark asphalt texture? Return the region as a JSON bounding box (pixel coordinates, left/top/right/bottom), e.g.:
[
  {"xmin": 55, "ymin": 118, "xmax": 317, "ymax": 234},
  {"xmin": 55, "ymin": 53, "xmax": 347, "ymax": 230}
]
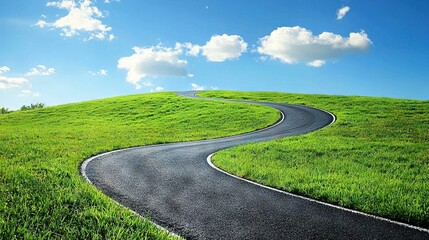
[{"xmin": 84, "ymin": 91, "xmax": 429, "ymax": 239}]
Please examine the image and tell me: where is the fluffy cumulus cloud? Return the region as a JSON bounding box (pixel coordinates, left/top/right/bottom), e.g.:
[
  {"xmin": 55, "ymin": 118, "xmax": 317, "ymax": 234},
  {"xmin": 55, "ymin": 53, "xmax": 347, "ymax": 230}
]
[
  {"xmin": 117, "ymin": 46, "xmax": 188, "ymax": 89},
  {"xmin": 0, "ymin": 76, "xmax": 29, "ymax": 89},
  {"xmin": 306, "ymin": 60, "xmax": 325, "ymax": 67},
  {"xmin": 35, "ymin": 20, "xmax": 49, "ymax": 28},
  {"xmin": 177, "ymin": 34, "xmax": 247, "ymax": 62},
  {"xmin": 0, "ymin": 66, "xmax": 10, "ymax": 74},
  {"xmin": 257, "ymin": 26, "xmax": 372, "ymax": 67},
  {"xmin": 117, "ymin": 34, "xmax": 248, "ymax": 89},
  {"xmin": 191, "ymin": 83, "xmax": 205, "ymax": 91},
  {"xmin": 176, "ymin": 42, "xmax": 201, "ymax": 57},
  {"xmin": 337, "ymin": 6, "xmax": 351, "ymax": 20},
  {"xmin": 0, "ymin": 66, "xmax": 29, "ymax": 89},
  {"xmin": 26, "ymin": 65, "xmax": 55, "ymax": 76},
  {"xmin": 201, "ymin": 34, "xmax": 247, "ymax": 62},
  {"xmin": 37, "ymin": 0, "xmax": 114, "ymax": 41}
]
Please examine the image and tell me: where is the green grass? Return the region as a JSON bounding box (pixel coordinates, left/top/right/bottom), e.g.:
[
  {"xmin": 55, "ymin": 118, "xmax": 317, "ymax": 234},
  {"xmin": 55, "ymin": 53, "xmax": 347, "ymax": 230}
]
[
  {"xmin": 0, "ymin": 92, "xmax": 279, "ymax": 239},
  {"xmin": 199, "ymin": 90, "xmax": 429, "ymax": 228}
]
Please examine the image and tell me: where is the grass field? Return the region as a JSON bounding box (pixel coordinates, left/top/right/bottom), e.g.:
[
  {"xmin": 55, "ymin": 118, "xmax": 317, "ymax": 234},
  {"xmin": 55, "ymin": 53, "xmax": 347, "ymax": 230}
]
[
  {"xmin": 0, "ymin": 92, "xmax": 279, "ymax": 239},
  {"xmin": 199, "ymin": 91, "xmax": 429, "ymax": 228}
]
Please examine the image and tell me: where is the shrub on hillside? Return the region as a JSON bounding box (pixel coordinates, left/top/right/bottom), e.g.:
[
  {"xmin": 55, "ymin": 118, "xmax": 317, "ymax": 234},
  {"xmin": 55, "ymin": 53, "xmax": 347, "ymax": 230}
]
[
  {"xmin": 20, "ymin": 103, "xmax": 46, "ymax": 111},
  {"xmin": 0, "ymin": 107, "xmax": 10, "ymax": 114}
]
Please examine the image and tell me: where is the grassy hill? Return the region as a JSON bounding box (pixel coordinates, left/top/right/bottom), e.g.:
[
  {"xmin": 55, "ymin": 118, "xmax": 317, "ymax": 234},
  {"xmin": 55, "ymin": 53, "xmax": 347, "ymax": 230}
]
[
  {"xmin": 199, "ymin": 91, "xmax": 429, "ymax": 228},
  {"xmin": 0, "ymin": 92, "xmax": 279, "ymax": 239}
]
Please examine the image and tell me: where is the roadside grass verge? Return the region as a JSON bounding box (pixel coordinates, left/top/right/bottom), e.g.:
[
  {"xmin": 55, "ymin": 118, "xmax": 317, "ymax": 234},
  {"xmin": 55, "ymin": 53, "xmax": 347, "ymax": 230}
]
[
  {"xmin": 0, "ymin": 92, "xmax": 279, "ymax": 239},
  {"xmin": 199, "ymin": 90, "xmax": 429, "ymax": 228}
]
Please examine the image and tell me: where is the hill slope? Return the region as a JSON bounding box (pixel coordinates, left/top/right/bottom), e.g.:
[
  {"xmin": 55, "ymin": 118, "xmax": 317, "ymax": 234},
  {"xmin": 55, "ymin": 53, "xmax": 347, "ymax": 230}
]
[
  {"xmin": 199, "ymin": 91, "xmax": 429, "ymax": 228},
  {"xmin": 0, "ymin": 92, "xmax": 279, "ymax": 239}
]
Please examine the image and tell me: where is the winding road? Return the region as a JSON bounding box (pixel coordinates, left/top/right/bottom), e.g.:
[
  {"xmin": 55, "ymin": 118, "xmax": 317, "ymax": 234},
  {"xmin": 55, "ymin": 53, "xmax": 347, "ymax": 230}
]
[{"xmin": 82, "ymin": 91, "xmax": 428, "ymax": 239}]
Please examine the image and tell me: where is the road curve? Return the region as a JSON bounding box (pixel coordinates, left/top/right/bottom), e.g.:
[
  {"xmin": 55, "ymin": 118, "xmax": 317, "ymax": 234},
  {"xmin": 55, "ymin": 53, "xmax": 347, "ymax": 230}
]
[{"xmin": 82, "ymin": 91, "xmax": 428, "ymax": 239}]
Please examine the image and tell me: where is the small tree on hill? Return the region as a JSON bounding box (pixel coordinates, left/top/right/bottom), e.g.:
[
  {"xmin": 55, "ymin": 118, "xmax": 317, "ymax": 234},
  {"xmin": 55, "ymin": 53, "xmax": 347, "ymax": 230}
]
[
  {"xmin": 20, "ymin": 103, "xmax": 46, "ymax": 111},
  {"xmin": 0, "ymin": 107, "xmax": 10, "ymax": 114}
]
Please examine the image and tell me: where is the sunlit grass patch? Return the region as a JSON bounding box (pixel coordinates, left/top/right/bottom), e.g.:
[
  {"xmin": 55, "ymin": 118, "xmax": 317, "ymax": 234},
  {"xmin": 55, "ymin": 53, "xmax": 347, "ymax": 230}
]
[
  {"xmin": 0, "ymin": 92, "xmax": 279, "ymax": 239},
  {"xmin": 200, "ymin": 90, "xmax": 429, "ymax": 228}
]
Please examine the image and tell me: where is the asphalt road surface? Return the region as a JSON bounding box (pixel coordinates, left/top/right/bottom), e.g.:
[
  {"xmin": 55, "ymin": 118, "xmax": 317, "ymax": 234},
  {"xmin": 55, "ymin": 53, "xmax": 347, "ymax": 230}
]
[{"xmin": 83, "ymin": 91, "xmax": 429, "ymax": 239}]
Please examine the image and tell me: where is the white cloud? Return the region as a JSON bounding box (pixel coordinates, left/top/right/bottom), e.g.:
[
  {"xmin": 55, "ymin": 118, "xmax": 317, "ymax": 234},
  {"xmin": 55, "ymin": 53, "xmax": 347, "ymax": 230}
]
[
  {"xmin": 176, "ymin": 34, "xmax": 247, "ymax": 62},
  {"xmin": 257, "ymin": 26, "xmax": 372, "ymax": 66},
  {"xmin": 307, "ymin": 60, "xmax": 325, "ymax": 67},
  {"xmin": 104, "ymin": 0, "xmax": 120, "ymax": 3},
  {"xmin": 47, "ymin": 0, "xmax": 75, "ymax": 9},
  {"xmin": 117, "ymin": 34, "xmax": 246, "ymax": 89},
  {"xmin": 26, "ymin": 65, "xmax": 55, "ymax": 76},
  {"xmin": 35, "ymin": 20, "xmax": 49, "ymax": 28},
  {"xmin": 191, "ymin": 83, "xmax": 206, "ymax": 91},
  {"xmin": 0, "ymin": 66, "xmax": 10, "ymax": 74},
  {"xmin": 117, "ymin": 46, "xmax": 188, "ymax": 89},
  {"xmin": 0, "ymin": 76, "xmax": 29, "ymax": 89},
  {"xmin": 0, "ymin": 66, "xmax": 29, "ymax": 89},
  {"xmin": 89, "ymin": 69, "xmax": 108, "ymax": 76},
  {"xmin": 201, "ymin": 34, "xmax": 247, "ymax": 62},
  {"xmin": 154, "ymin": 86, "xmax": 164, "ymax": 92},
  {"xmin": 19, "ymin": 90, "xmax": 40, "ymax": 97},
  {"xmin": 176, "ymin": 42, "xmax": 201, "ymax": 57},
  {"xmin": 39, "ymin": 0, "xmax": 113, "ymax": 41},
  {"xmin": 337, "ymin": 6, "xmax": 350, "ymax": 20},
  {"xmin": 149, "ymin": 86, "xmax": 164, "ymax": 92}
]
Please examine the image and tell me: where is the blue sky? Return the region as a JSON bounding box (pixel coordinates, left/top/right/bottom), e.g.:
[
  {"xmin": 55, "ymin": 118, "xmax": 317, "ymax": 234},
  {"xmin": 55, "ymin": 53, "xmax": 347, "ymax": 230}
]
[{"xmin": 1, "ymin": 0, "xmax": 428, "ymax": 109}]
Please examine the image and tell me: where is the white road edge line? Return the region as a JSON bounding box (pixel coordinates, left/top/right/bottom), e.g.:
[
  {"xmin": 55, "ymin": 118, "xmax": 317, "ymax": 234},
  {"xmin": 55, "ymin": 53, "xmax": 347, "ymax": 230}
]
[
  {"xmin": 207, "ymin": 154, "xmax": 429, "ymax": 233},
  {"xmin": 205, "ymin": 103, "xmax": 428, "ymax": 234},
  {"xmin": 78, "ymin": 97, "xmax": 287, "ymax": 239},
  {"xmin": 80, "ymin": 150, "xmax": 182, "ymax": 239},
  {"xmin": 81, "ymin": 93, "xmax": 428, "ymax": 235}
]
